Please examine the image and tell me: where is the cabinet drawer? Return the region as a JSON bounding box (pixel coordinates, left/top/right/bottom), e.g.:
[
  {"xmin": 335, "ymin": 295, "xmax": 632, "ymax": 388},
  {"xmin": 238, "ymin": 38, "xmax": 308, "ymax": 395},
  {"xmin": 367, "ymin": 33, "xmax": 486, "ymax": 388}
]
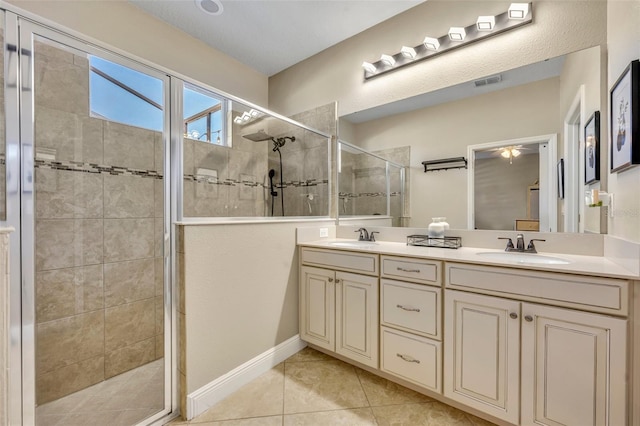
[
  {"xmin": 381, "ymin": 255, "xmax": 440, "ymax": 284},
  {"xmin": 380, "ymin": 326, "xmax": 441, "ymax": 392},
  {"xmin": 301, "ymin": 247, "xmax": 378, "ymax": 275},
  {"xmin": 381, "ymin": 279, "xmax": 441, "ymax": 339},
  {"xmin": 446, "ymin": 262, "xmax": 629, "ymax": 316}
]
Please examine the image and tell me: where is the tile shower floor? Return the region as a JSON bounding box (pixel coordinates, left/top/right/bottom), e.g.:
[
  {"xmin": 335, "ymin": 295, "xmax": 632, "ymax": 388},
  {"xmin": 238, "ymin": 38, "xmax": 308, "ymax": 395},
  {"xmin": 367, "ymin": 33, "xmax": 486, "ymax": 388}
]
[
  {"xmin": 36, "ymin": 359, "xmax": 164, "ymax": 426},
  {"xmin": 170, "ymin": 348, "xmax": 497, "ymax": 426}
]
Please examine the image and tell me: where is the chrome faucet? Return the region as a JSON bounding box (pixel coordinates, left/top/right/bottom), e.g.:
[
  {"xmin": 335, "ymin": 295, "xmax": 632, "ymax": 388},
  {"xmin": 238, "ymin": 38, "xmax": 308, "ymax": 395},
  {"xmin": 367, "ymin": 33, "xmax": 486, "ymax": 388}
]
[
  {"xmin": 355, "ymin": 228, "xmax": 378, "ymax": 242},
  {"xmin": 356, "ymin": 228, "xmax": 369, "ymax": 241},
  {"xmin": 498, "ymin": 234, "xmax": 546, "ymax": 253}
]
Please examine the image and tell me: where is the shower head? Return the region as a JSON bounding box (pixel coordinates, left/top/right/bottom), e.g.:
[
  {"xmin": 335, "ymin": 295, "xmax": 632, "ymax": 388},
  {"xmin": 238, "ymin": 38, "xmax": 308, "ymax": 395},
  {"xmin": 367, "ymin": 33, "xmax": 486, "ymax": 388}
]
[{"xmin": 242, "ymin": 130, "xmax": 274, "ymax": 142}]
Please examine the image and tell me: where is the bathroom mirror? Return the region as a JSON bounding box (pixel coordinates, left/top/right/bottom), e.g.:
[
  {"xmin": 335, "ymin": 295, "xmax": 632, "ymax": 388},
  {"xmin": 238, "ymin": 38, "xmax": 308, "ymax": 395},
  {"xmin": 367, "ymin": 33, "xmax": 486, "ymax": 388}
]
[{"xmin": 338, "ymin": 45, "xmax": 606, "ymax": 233}]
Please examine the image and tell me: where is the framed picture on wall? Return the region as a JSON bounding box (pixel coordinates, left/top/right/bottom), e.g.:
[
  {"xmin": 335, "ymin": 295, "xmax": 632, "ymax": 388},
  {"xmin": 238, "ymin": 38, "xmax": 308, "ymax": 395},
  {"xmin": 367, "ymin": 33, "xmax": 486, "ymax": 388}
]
[
  {"xmin": 584, "ymin": 111, "xmax": 600, "ymax": 184},
  {"xmin": 610, "ymin": 59, "xmax": 640, "ymax": 172},
  {"xmin": 557, "ymin": 158, "xmax": 564, "ymax": 199}
]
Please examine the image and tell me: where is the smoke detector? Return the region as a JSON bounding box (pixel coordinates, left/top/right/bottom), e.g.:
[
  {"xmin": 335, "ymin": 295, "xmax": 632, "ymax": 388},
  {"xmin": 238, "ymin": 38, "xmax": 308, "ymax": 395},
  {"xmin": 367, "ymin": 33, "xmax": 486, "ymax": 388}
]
[{"xmin": 195, "ymin": 0, "xmax": 223, "ymax": 16}]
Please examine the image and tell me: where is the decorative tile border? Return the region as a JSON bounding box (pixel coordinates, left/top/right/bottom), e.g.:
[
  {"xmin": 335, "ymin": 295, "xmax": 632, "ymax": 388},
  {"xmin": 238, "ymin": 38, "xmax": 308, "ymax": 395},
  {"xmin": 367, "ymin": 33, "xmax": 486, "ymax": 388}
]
[
  {"xmin": 34, "ymin": 158, "xmax": 329, "ymax": 190},
  {"xmin": 339, "ymin": 191, "xmax": 402, "ymax": 199}
]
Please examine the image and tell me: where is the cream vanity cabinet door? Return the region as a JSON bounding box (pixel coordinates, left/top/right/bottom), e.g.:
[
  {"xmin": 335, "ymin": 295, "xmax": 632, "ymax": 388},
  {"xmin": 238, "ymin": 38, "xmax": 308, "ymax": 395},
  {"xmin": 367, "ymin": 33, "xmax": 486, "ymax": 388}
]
[
  {"xmin": 444, "ymin": 290, "xmax": 520, "ymax": 425},
  {"xmin": 335, "ymin": 271, "xmax": 378, "ymax": 368},
  {"xmin": 300, "ymin": 266, "xmax": 335, "ymax": 352},
  {"xmin": 521, "ymin": 303, "xmax": 627, "ymax": 426}
]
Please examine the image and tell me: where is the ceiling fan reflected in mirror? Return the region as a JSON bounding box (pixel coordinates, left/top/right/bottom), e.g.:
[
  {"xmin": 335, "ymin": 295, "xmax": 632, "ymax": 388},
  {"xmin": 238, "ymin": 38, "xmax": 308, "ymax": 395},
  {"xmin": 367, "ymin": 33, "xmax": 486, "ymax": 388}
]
[{"xmin": 491, "ymin": 145, "xmax": 533, "ymax": 164}]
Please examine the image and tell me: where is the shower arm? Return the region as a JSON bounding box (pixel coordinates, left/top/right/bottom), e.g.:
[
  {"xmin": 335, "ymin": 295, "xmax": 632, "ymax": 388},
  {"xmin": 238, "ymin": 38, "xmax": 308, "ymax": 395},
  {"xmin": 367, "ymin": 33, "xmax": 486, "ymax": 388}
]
[{"xmin": 272, "ymin": 136, "xmax": 295, "ymax": 152}]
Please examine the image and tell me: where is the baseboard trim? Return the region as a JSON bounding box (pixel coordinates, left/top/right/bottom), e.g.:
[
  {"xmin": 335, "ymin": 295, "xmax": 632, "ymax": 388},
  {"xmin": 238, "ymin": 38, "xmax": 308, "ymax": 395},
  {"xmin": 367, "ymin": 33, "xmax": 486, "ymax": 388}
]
[{"xmin": 186, "ymin": 335, "xmax": 306, "ymax": 420}]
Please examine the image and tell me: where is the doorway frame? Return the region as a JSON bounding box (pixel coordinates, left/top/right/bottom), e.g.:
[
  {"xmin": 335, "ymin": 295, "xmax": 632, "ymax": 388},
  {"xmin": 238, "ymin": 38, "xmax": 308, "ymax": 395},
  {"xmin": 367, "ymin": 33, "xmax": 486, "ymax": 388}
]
[
  {"xmin": 467, "ymin": 134, "xmax": 558, "ymax": 232},
  {"xmin": 563, "ymin": 85, "xmax": 586, "ymax": 233}
]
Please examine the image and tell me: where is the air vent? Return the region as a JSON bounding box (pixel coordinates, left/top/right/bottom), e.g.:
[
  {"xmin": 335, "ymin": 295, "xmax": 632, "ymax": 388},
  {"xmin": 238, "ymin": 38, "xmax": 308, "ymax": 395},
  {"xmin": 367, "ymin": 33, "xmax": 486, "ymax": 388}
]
[{"xmin": 474, "ymin": 74, "xmax": 502, "ymax": 87}]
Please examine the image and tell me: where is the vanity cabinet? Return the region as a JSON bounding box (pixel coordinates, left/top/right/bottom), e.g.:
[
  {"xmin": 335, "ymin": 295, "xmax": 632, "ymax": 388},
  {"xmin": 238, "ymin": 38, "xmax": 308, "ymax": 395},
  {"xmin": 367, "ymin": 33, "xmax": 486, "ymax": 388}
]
[
  {"xmin": 444, "ymin": 290, "xmax": 520, "ymax": 424},
  {"xmin": 299, "ymin": 248, "xmax": 379, "ymax": 368},
  {"xmin": 379, "ymin": 255, "xmax": 442, "ymax": 392},
  {"xmin": 445, "ymin": 263, "xmax": 629, "ymax": 426}
]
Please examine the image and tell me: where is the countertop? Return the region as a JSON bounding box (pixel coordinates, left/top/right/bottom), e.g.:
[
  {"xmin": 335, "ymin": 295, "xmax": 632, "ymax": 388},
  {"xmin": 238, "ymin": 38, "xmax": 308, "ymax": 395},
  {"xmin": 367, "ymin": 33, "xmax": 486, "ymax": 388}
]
[{"xmin": 299, "ymin": 239, "xmax": 640, "ymax": 280}]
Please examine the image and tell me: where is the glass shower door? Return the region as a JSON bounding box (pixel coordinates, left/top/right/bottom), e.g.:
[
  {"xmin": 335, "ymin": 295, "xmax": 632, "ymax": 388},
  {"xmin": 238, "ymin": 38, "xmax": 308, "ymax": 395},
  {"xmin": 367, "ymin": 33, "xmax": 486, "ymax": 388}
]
[{"xmin": 17, "ymin": 21, "xmax": 172, "ymax": 426}]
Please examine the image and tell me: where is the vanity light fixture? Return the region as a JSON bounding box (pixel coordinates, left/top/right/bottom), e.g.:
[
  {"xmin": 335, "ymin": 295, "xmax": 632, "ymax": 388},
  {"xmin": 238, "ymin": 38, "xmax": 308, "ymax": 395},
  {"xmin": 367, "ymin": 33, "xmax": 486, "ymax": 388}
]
[
  {"xmin": 448, "ymin": 27, "xmax": 466, "ymax": 42},
  {"xmin": 380, "ymin": 54, "xmax": 396, "ymax": 67},
  {"xmin": 362, "ymin": 2, "xmax": 533, "ymax": 80},
  {"xmin": 233, "ymin": 108, "xmax": 264, "ymax": 125},
  {"xmin": 362, "ymin": 61, "xmax": 377, "ymax": 74},
  {"xmin": 401, "ymin": 46, "xmax": 417, "ymax": 60},
  {"xmin": 476, "ymin": 15, "xmax": 496, "ymax": 31},
  {"xmin": 423, "ymin": 37, "xmax": 440, "ymax": 51},
  {"xmin": 508, "ymin": 3, "xmax": 530, "ymax": 20}
]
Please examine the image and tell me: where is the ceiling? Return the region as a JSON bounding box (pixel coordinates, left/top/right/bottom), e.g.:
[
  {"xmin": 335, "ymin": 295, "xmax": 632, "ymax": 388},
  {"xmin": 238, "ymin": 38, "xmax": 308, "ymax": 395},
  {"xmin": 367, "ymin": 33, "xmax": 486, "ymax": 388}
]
[{"xmin": 129, "ymin": 0, "xmax": 425, "ymax": 76}]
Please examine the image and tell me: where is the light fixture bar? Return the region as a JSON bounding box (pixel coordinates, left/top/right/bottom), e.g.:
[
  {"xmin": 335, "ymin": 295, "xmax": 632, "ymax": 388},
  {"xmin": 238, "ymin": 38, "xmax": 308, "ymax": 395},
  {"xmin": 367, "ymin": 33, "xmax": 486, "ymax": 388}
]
[{"xmin": 363, "ymin": 2, "xmax": 532, "ymax": 80}]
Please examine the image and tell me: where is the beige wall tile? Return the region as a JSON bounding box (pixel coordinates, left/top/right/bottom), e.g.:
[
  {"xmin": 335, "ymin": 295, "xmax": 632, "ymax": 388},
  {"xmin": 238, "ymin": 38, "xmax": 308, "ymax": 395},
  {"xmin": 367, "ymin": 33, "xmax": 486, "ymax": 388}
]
[
  {"xmin": 36, "ymin": 311, "xmax": 104, "ymax": 375},
  {"xmin": 34, "ymin": 48, "xmax": 89, "ymax": 116},
  {"xmin": 103, "ymin": 218, "xmax": 154, "ymax": 262},
  {"xmin": 155, "ymin": 295, "xmax": 164, "ymax": 336},
  {"xmin": 178, "ymin": 312, "xmax": 186, "ymax": 373},
  {"xmin": 104, "ymin": 337, "xmax": 155, "ymax": 379},
  {"xmin": 104, "ymin": 174, "xmax": 154, "ymax": 218},
  {"xmin": 155, "ymin": 334, "xmax": 164, "ymax": 359},
  {"xmin": 154, "ymin": 179, "xmax": 164, "ymax": 218},
  {"xmin": 36, "ymin": 265, "xmax": 104, "ymax": 323},
  {"xmin": 36, "ymin": 168, "xmax": 103, "ymax": 219},
  {"xmin": 155, "ymin": 217, "xmax": 164, "ymax": 258},
  {"xmin": 104, "ymin": 121, "xmax": 155, "ymax": 171},
  {"xmin": 154, "ymin": 132, "xmax": 164, "ymax": 174},
  {"xmin": 105, "ymin": 298, "xmax": 155, "ymax": 352},
  {"xmin": 36, "ymin": 219, "xmax": 103, "ymax": 271},
  {"xmin": 36, "ymin": 356, "xmax": 104, "ymax": 405},
  {"xmin": 104, "ymin": 259, "xmax": 155, "ymax": 307},
  {"xmin": 155, "ymin": 257, "xmax": 164, "ymax": 296},
  {"xmin": 34, "ymin": 106, "xmax": 104, "ymax": 165}
]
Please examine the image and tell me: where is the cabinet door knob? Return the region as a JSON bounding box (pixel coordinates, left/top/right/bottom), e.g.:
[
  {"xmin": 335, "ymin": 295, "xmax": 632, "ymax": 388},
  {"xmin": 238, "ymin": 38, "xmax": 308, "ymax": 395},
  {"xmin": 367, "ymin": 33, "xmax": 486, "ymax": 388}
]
[
  {"xmin": 524, "ymin": 315, "xmax": 533, "ymax": 322},
  {"xmin": 335, "ymin": 279, "xmax": 341, "ymax": 283},
  {"xmin": 328, "ymin": 278, "xmax": 333, "ymax": 282},
  {"xmin": 509, "ymin": 312, "xmax": 518, "ymax": 319}
]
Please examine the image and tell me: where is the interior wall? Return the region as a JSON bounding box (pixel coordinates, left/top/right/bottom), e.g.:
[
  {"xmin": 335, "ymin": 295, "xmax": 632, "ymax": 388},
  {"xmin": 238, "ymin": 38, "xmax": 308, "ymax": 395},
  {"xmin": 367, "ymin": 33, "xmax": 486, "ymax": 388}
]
[
  {"xmin": 557, "ymin": 45, "xmax": 606, "ymax": 234},
  {"xmin": 353, "ymin": 77, "xmax": 560, "ymax": 229},
  {"xmin": 179, "ymin": 221, "xmax": 335, "ymax": 395},
  {"xmin": 268, "ymin": 0, "xmax": 607, "ymax": 118},
  {"xmin": 606, "ymin": 0, "xmax": 640, "ymax": 243},
  {"xmin": 5, "ymin": 0, "xmax": 268, "ymax": 106},
  {"xmin": 475, "ymin": 154, "xmax": 540, "ymax": 230}
]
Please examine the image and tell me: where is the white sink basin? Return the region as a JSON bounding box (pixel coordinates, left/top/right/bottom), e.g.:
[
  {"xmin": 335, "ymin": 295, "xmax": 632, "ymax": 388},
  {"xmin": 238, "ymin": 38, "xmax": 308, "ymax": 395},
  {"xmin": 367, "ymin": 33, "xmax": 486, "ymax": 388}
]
[
  {"xmin": 327, "ymin": 241, "xmax": 379, "ymax": 248},
  {"xmin": 476, "ymin": 251, "xmax": 570, "ymax": 265}
]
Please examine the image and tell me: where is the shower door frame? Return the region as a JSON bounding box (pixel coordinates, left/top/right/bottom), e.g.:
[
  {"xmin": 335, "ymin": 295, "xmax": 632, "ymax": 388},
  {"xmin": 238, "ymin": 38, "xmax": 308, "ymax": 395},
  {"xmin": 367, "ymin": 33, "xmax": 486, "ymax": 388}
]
[{"xmin": 2, "ymin": 10, "xmax": 177, "ymax": 425}]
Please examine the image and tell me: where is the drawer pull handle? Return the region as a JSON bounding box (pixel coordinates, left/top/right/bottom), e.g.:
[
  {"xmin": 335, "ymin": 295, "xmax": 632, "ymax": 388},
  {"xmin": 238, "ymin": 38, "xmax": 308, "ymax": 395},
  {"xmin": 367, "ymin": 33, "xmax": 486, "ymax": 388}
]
[
  {"xmin": 397, "ymin": 353, "xmax": 420, "ymax": 364},
  {"xmin": 397, "ymin": 267, "xmax": 421, "ymax": 273},
  {"xmin": 524, "ymin": 315, "xmax": 533, "ymax": 322},
  {"xmin": 397, "ymin": 304, "xmax": 420, "ymax": 313},
  {"xmin": 328, "ymin": 278, "xmax": 333, "ymax": 282}
]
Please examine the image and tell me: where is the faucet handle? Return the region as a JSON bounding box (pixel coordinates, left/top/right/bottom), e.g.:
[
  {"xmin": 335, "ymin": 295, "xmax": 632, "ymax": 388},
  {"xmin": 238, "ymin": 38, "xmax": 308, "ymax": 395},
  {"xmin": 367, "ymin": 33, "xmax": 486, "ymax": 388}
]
[
  {"xmin": 527, "ymin": 238, "xmax": 546, "ymax": 252},
  {"xmin": 369, "ymin": 231, "xmax": 379, "ymax": 242},
  {"xmin": 498, "ymin": 237, "xmax": 514, "ymax": 251}
]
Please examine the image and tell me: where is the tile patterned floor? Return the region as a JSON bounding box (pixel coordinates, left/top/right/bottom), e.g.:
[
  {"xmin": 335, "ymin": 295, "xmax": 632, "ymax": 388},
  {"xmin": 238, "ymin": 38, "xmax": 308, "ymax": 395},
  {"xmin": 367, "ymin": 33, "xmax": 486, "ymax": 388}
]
[
  {"xmin": 36, "ymin": 358, "xmax": 165, "ymax": 426},
  {"xmin": 169, "ymin": 348, "xmax": 497, "ymax": 426}
]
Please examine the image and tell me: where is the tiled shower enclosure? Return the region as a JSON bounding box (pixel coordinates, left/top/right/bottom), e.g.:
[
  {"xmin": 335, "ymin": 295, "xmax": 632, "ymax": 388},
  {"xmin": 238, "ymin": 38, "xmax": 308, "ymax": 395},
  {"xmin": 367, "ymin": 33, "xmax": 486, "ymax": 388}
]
[{"xmin": 33, "ymin": 40, "xmax": 165, "ymax": 405}]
